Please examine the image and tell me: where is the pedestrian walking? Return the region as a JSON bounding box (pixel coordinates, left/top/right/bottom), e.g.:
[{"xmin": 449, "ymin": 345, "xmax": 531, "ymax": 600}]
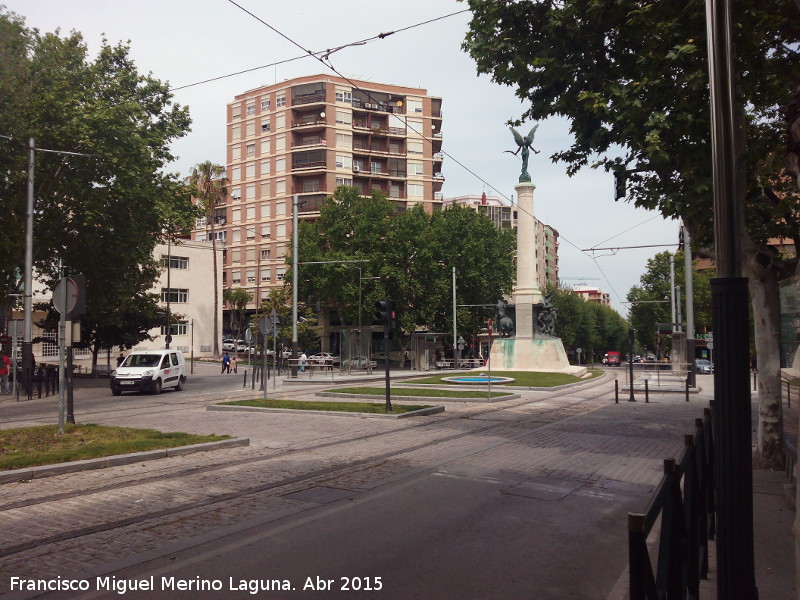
[
  {"xmin": 231, "ymin": 356, "xmax": 238, "ymax": 374},
  {"xmin": 117, "ymin": 352, "xmax": 125, "ymax": 367},
  {"xmin": 0, "ymin": 352, "xmax": 10, "ymax": 394},
  {"xmin": 299, "ymin": 352, "xmax": 307, "ymax": 372},
  {"xmin": 221, "ymin": 353, "xmax": 231, "ymax": 374}
]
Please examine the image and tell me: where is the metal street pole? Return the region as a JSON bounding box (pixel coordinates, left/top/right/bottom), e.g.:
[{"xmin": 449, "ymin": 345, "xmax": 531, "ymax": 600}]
[
  {"xmin": 291, "ymin": 194, "xmax": 299, "ymax": 377},
  {"xmin": 452, "ymin": 266, "xmax": 457, "ymax": 369},
  {"xmin": 683, "ymin": 222, "xmax": 697, "ymax": 387},
  {"xmin": 628, "ymin": 329, "xmax": 636, "ymax": 402},
  {"xmin": 23, "ymin": 138, "xmax": 35, "ymax": 397},
  {"xmin": 705, "ymin": 0, "xmax": 757, "ymax": 595}
]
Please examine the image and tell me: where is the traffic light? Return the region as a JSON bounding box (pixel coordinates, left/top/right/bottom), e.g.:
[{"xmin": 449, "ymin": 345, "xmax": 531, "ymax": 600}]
[
  {"xmin": 613, "ymin": 169, "xmax": 627, "ymax": 201},
  {"xmin": 375, "ymin": 300, "xmax": 397, "ymax": 338}
]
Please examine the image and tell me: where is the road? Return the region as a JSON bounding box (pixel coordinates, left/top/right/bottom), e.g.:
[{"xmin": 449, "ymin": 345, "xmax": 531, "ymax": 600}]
[{"xmin": 0, "ymin": 369, "xmax": 709, "ymax": 599}]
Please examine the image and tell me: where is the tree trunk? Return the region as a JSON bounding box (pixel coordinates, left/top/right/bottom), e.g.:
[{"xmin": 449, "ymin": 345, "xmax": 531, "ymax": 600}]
[{"xmin": 742, "ymin": 243, "xmax": 784, "ymax": 468}]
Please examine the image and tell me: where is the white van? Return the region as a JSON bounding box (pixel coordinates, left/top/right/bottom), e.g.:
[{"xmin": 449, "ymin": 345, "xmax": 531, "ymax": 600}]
[{"xmin": 111, "ymin": 349, "xmax": 186, "ymax": 396}]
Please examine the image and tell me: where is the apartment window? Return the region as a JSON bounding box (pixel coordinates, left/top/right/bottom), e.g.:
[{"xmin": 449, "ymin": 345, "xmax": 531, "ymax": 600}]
[
  {"xmin": 260, "ymin": 248, "xmax": 271, "ymax": 260},
  {"xmin": 260, "ymin": 159, "xmax": 270, "ymax": 176},
  {"xmin": 261, "ymin": 121, "xmax": 270, "ymax": 133},
  {"xmin": 246, "ymin": 205, "xmax": 256, "ymax": 220},
  {"xmin": 245, "ymin": 226, "xmax": 255, "ymax": 240},
  {"xmin": 335, "ymin": 109, "xmax": 351, "ymax": 125},
  {"xmin": 261, "ymin": 224, "xmax": 271, "ymax": 238},
  {"xmin": 276, "ymin": 222, "xmax": 287, "ymax": 238},
  {"xmin": 246, "ymin": 162, "xmax": 255, "ymax": 179},
  {"xmin": 336, "ymin": 177, "xmax": 353, "ymax": 187},
  {"xmin": 261, "ymin": 98, "xmax": 270, "ymax": 111},
  {"xmin": 246, "ymin": 102, "xmax": 255, "ymax": 116},
  {"xmin": 232, "ymin": 166, "xmax": 241, "ymax": 181},
  {"xmin": 260, "ymin": 268, "xmax": 271, "ymax": 282},
  {"xmin": 408, "ymin": 140, "xmax": 423, "ymax": 154},
  {"xmin": 231, "ymin": 270, "xmax": 241, "ymax": 284},
  {"xmin": 246, "ymin": 269, "xmax": 256, "ymax": 283},
  {"xmin": 336, "ymin": 133, "xmax": 352, "ymax": 148},
  {"xmin": 260, "ymin": 204, "xmax": 270, "ymax": 219},
  {"xmin": 246, "ymin": 121, "xmax": 255, "ymax": 137},
  {"xmin": 407, "ymin": 118, "xmax": 423, "ymax": 136},
  {"xmin": 276, "ymin": 94, "xmax": 286, "ymax": 107},
  {"xmin": 276, "ymin": 179, "xmax": 286, "ymax": 194},
  {"xmin": 407, "ymin": 98, "xmax": 423, "ymax": 113},
  {"xmin": 232, "ymin": 125, "xmax": 241, "ymax": 140},
  {"xmin": 261, "ymin": 139, "xmax": 271, "ymax": 154},
  {"xmin": 232, "ymin": 145, "xmax": 242, "ymax": 160},
  {"xmin": 246, "ymin": 184, "xmax": 255, "ymax": 200},
  {"xmin": 161, "ymin": 321, "xmax": 187, "ymax": 336},
  {"xmin": 231, "ymin": 250, "xmax": 241, "ymax": 263},
  {"xmin": 335, "ymin": 87, "xmax": 352, "ymax": 103},
  {"xmin": 211, "ymin": 230, "xmax": 227, "ymax": 242},
  {"xmin": 195, "ymin": 217, "xmax": 207, "ymax": 228},
  {"xmin": 276, "ymin": 268, "xmax": 286, "ymax": 281},
  {"xmin": 245, "ymin": 143, "xmax": 255, "ymax": 157},
  {"xmin": 276, "ymin": 113, "xmax": 286, "ymax": 129},
  {"xmin": 276, "ymin": 202, "xmax": 286, "ymax": 216},
  {"xmin": 408, "ymin": 183, "xmax": 424, "ymax": 198},
  {"xmin": 408, "ymin": 161, "xmax": 424, "ymax": 177},
  {"xmin": 232, "ymin": 208, "xmax": 242, "ymax": 222},
  {"xmin": 161, "ymin": 288, "xmax": 188, "ymax": 303},
  {"xmin": 232, "ymin": 229, "xmax": 241, "ymax": 243},
  {"xmin": 231, "ymin": 187, "xmax": 241, "ymax": 201},
  {"xmin": 232, "ymin": 103, "xmax": 241, "ymax": 119},
  {"xmin": 261, "ymin": 181, "xmax": 271, "ymax": 197},
  {"xmin": 275, "ymin": 157, "xmax": 286, "ymax": 173},
  {"xmin": 245, "ymin": 248, "xmax": 255, "ymax": 262},
  {"xmin": 161, "ymin": 255, "xmax": 189, "ymax": 269},
  {"xmin": 335, "ymin": 154, "xmax": 352, "ymax": 169},
  {"xmin": 276, "ymin": 135, "xmax": 286, "ymax": 152}
]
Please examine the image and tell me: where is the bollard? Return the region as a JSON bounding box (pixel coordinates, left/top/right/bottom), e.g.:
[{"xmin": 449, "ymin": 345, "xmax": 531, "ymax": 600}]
[
  {"xmin": 645, "ymin": 379, "xmax": 649, "ymax": 403},
  {"xmin": 788, "ymin": 381, "xmax": 791, "ymax": 408},
  {"xmin": 753, "ymin": 370, "xmax": 757, "ymax": 391},
  {"xmin": 615, "ymin": 379, "xmax": 619, "ymax": 403},
  {"xmin": 243, "ymin": 370, "xmax": 248, "ymax": 387},
  {"xmin": 685, "ymin": 377, "xmax": 690, "ymax": 402}
]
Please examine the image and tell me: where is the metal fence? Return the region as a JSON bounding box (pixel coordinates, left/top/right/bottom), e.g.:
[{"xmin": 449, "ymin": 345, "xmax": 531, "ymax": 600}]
[{"xmin": 628, "ymin": 406, "xmax": 716, "ymax": 599}]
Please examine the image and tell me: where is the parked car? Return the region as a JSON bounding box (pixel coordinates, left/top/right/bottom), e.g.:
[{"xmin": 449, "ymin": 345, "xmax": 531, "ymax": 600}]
[
  {"xmin": 308, "ymin": 352, "xmax": 340, "ymax": 365},
  {"xmin": 695, "ymin": 359, "xmax": 713, "ymax": 374},
  {"xmin": 111, "ymin": 349, "xmax": 186, "ymax": 395},
  {"xmin": 222, "ymin": 339, "xmax": 247, "ymax": 352},
  {"xmin": 341, "ymin": 356, "xmax": 377, "ymax": 369}
]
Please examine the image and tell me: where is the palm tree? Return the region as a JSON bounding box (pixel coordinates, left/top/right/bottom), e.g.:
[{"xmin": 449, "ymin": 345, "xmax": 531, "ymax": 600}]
[{"xmin": 187, "ymin": 161, "xmax": 229, "ymax": 358}]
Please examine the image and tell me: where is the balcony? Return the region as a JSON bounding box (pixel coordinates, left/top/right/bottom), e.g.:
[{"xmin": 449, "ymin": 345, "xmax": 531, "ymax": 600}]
[
  {"xmin": 291, "ymin": 92, "xmax": 326, "ymax": 107},
  {"xmin": 291, "ymin": 117, "xmax": 327, "ymax": 130},
  {"xmin": 292, "ymin": 160, "xmax": 327, "ymax": 172}
]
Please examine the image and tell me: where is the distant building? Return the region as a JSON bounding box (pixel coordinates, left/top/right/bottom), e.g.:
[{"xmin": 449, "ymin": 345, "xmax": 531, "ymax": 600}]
[
  {"xmin": 133, "ymin": 240, "xmax": 222, "ymax": 357},
  {"xmin": 442, "ymin": 193, "xmax": 559, "ymax": 289},
  {"xmin": 572, "ymin": 284, "xmax": 610, "ymax": 306}
]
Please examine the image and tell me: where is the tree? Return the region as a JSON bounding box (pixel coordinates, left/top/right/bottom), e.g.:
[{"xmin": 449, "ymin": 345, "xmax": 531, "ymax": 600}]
[
  {"xmin": 463, "ymin": 0, "xmax": 799, "ymax": 465},
  {"xmin": 294, "ymin": 187, "xmax": 516, "ymax": 359},
  {"xmin": 187, "ymin": 161, "xmax": 229, "ymax": 359},
  {"xmin": 223, "ymin": 288, "xmax": 253, "ymax": 344},
  {"xmin": 0, "ymin": 10, "xmax": 193, "ymax": 372}
]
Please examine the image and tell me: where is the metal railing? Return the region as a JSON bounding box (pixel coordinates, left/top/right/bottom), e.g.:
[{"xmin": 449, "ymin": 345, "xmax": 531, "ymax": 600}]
[{"xmin": 628, "ymin": 406, "xmax": 716, "ymax": 599}]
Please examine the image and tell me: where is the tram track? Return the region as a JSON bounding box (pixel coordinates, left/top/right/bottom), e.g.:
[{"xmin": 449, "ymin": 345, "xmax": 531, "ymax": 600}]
[{"xmin": 0, "ymin": 382, "xmax": 615, "ymax": 565}]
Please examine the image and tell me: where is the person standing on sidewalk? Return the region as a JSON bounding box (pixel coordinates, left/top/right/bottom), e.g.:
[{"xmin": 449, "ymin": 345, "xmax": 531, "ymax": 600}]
[
  {"xmin": 230, "ymin": 356, "xmax": 238, "ymax": 374},
  {"xmin": 0, "ymin": 352, "xmax": 10, "ymax": 394},
  {"xmin": 299, "ymin": 352, "xmax": 307, "ymax": 373}
]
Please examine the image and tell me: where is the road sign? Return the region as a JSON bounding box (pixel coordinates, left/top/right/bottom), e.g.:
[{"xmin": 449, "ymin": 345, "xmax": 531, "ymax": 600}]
[
  {"xmin": 244, "ymin": 328, "xmax": 253, "ymax": 344},
  {"xmin": 52, "ymin": 278, "xmax": 79, "ymax": 314},
  {"xmin": 258, "ymin": 316, "xmax": 269, "ymax": 335},
  {"xmin": 707, "ymin": 341, "xmax": 714, "ymax": 351}
]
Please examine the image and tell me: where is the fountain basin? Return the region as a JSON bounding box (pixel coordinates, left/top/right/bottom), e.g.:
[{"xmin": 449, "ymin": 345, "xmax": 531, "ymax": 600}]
[{"xmin": 441, "ymin": 375, "xmax": 515, "ymax": 385}]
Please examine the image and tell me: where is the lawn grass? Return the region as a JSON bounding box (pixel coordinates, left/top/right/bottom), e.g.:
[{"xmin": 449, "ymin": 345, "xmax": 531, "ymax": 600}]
[
  {"xmin": 0, "ymin": 424, "xmax": 230, "ymax": 471},
  {"xmin": 407, "ymin": 369, "xmax": 602, "ymax": 387},
  {"xmin": 332, "ymin": 387, "xmax": 510, "ymax": 399},
  {"xmin": 222, "ymin": 398, "xmax": 430, "ymax": 414}
]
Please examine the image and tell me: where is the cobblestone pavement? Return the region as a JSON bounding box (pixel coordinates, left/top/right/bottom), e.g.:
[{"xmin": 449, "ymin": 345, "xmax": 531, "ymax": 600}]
[{"xmin": 0, "ymin": 372, "xmax": 716, "ymax": 597}]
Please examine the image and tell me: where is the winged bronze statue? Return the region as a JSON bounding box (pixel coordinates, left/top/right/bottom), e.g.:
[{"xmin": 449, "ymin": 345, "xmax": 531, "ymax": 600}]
[{"xmin": 505, "ymin": 124, "xmax": 540, "ymax": 183}]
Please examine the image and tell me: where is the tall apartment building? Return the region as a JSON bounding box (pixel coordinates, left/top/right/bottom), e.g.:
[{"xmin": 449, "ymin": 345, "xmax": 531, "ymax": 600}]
[
  {"xmin": 443, "ymin": 194, "xmax": 560, "ymax": 290},
  {"xmin": 194, "ymin": 74, "xmax": 444, "ymax": 314}
]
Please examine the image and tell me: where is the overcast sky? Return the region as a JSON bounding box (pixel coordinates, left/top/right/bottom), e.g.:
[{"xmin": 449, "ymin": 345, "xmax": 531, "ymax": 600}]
[{"xmin": 5, "ymin": 0, "xmax": 681, "ymax": 315}]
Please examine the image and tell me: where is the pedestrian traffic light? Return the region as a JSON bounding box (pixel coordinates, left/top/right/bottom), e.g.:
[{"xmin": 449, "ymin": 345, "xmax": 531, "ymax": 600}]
[{"xmin": 388, "ymin": 300, "xmax": 397, "ymax": 338}]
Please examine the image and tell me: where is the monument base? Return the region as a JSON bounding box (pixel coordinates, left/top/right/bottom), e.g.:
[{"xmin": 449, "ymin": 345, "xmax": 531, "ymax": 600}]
[{"xmin": 483, "ymin": 337, "xmax": 587, "ymax": 377}]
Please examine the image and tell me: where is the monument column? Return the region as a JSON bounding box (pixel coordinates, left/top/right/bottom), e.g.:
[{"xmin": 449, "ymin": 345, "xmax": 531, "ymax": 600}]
[{"xmin": 513, "ymin": 181, "xmax": 542, "ymax": 339}]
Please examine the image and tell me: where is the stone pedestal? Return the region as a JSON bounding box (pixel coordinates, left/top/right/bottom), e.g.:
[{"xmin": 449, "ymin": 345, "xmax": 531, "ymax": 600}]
[{"xmin": 487, "ymin": 338, "xmax": 586, "ymax": 376}]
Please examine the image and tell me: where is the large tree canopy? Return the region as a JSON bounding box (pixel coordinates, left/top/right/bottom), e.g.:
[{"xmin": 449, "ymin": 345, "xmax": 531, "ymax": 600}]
[
  {"xmin": 463, "ymin": 0, "xmax": 798, "ymax": 464},
  {"xmin": 0, "ymin": 9, "xmax": 192, "ymax": 366},
  {"xmin": 294, "ymin": 186, "xmax": 516, "ymax": 351}
]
